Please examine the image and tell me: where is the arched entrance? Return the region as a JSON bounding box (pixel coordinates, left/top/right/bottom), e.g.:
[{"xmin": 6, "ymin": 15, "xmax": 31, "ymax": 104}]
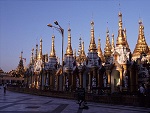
[{"xmin": 111, "ymin": 68, "xmax": 120, "ymax": 93}]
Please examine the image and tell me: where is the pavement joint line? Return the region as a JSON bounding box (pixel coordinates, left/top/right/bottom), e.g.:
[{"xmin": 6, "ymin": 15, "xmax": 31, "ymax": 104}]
[
  {"xmin": 0, "ymin": 103, "xmax": 19, "ymax": 110},
  {"xmin": 50, "ymin": 104, "xmax": 68, "ymax": 113},
  {"xmin": 44, "ymin": 100, "xmax": 53, "ymax": 104},
  {"xmin": 13, "ymin": 98, "xmax": 32, "ymax": 103},
  {"xmin": 88, "ymin": 104, "xmax": 150, "ymax": 112},
  {"xmin": 0, "ymin": 98, "xmax": 32, "ymax": 110}
]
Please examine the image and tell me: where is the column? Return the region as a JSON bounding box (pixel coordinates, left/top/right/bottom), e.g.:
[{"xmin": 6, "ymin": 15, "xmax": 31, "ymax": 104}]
[
  {"xmin": 135, "ymin": 70, "xmax": 138, "ymax": 90},
  {"xmin": 129, "ymin": 68, "xmax": 133, "ymax": 92},
  {"xmin": 119, "ymin": 69, "xmax": 123, "ymax": 92},
  {"xmin": 63, "ymin": 74, "xmax": 66, "ymax": 91},
  {"xmin": 88, "ymin": 72, "xmax": 91, "ymax": 92},
  {"xmin": 107, "ymin": 70, "xmax": 111, "ymax": 87},
  {"xmin": 56, "ymin": 76, "xmax": 58, "ymax": 91},
  {"xmin": 41, "ymin": 72, "xmax": 45, "ymax": 90},
  {"xmin": 79, "ymin": 72, "xmax": 82, "ymax": 88},
  {"xmin": 49, "ymin": 71, "xmax": 51, "ymax": 85},
  {"xmin": 97, "ymin": 72, "xmax": 100, "ymax": 87}
]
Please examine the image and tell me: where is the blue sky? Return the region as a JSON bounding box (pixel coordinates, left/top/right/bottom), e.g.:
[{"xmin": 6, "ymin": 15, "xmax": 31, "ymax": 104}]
[{"xmin": 0, "ymin": 0, "xmax": 150, "ymax": 72}]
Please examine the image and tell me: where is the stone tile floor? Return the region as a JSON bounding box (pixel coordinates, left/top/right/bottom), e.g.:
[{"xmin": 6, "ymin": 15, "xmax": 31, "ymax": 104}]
[{"xmin": 0, "ymin": 86, "xmax": 150, "ymax": 113}]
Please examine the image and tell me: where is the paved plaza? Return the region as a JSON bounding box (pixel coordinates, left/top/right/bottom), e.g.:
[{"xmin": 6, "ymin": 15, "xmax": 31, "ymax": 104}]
[{"xmin": 0, "ymin": 87, "xmax": 150, "ymax": 113}]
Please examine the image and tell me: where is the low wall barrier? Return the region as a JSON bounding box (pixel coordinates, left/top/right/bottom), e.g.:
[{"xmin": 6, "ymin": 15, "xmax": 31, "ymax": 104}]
[{"xmin": 7, "ymin": 87, "xmax": 150, "ymax": 108}]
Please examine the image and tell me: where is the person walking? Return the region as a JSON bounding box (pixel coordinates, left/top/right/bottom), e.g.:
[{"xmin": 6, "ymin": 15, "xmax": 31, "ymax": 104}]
[
  {"xmin": 77, "ymin": 88, "xmax": 88, "ymax": 109},
  {"xmin": 3, "ymin": 84, "xmax": 6, "ymax": 94}
]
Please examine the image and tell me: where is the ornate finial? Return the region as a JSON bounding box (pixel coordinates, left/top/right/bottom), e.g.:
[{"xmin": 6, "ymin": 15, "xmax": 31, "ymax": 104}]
[
  {"xmin": 35, "ymin": 44, "xmax": 38, "ymax": 61},
  {"xmin": 97, "ymin": 37, "xmax": 105, "ymax": 62},
  {"xmin": 66, "ymin": 27, "xmax": 73, "ymax": 55},
  {"xmin": 118, "ymin": 12, "xmax": 122, "ymax": 29},
  {"xmin": 38, "ymin": 38, "xmax": 42, "ymax": 60},
  {"xmin": 104, "ymin": 28, "xmax": 112, "ymax": 57},
  {"xmin": 77, "ymin": 40, "xmax": 86, "ymax": 64},
  {"xmin": 30, "ymin": 48, "xmax": 34, "ymax": 65},
  {"xmin": 89, "ymin": 20, "xmax": 97, "ymax": 52},
  {"xmin": 81, "ymin": 41, "xmax": 86, "ymax": 57},
  {"xmin": 106, "ymin": 27, "xmax": 109, "ymax": 35},
  {"xmin": 74, "ymin": 49, "xmax": 76, "ymax": 60},
  {"xmin": 32, "ymin": 48, "xmax": 34, "ymax": 52},
  {"xmin": 78, "ymin": 37, "xmax": 82, "ymax": 56},
  {"xmin": 91, "ymin": 21, "xmax": 94, "ymax": 25},
  {"xmin": 139, "ymin": 19, "xmax": 142, "ymax": 25},
  {"xmin": 123, "ymin": 28, "xmax": 130, "ymax": 51},
  {"xmin": 116, "ymin": 11, "xmax": 126, "ymax": 47},
  {"xmin": 50, "ymin": 35, "xmax": 56, "ymax": 57},
  {"xmin": 20, "ymin": 51, "xmax": 23, "ymax": 59},
  {"xmin": 40, "ymin": 38, "xmax": 42, "ymax": 43},
  {"xmin": 111, "ymin": 33, "xmax": 115, "ymax": 52}
]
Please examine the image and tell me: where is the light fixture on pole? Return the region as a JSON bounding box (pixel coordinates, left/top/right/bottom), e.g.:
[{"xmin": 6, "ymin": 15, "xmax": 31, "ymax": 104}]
[{"xmin": 47, "ymin": 21, "xmax": 64, "ymax": 91}]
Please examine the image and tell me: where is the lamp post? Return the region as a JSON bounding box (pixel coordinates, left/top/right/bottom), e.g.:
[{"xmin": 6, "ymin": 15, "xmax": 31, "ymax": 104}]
[{"xmin": 47, "ymin": 21, "xmax": 64, "ymax": 91}]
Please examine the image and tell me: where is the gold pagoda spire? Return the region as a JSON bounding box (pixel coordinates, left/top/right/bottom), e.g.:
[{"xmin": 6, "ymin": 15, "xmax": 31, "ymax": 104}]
[
  {"xmin": 89, "ymin": 21, "xmax": 97, "ymax": 52},
  {"xmin": 50, "ymin": 35, "xmax": 56, "ymax": 57},
  {"xmin": 35, "ymin": 44, "xmax": 38, "ymax": 61},
  {"xmin": 116, "ymin": 12, "xmax": 126, "ymax": 47},
  {"xmin": 38, "ymin": 38, "xmax": 42, "ymax": 60},
  {"xmin": 111, "ymin": 33, "xmax": 115, "ymax": 52},
  {"xmin": 30, "ymin": 48, "xmax": 34, "ymax": 65},
  {"xmin": 97, "ymin": 37, "xmax": 105, "ymax": 62},
  {"xmin": 77, "ymin": 37, "xmax": 82, "ymax": 56},
  {"xmin": 74, "ymin": 49, "xmax": 76, "ymax": 60},
  {"xmin": 104, "ymin": 28, "xmax": 112, "ymax": 57},
  {"xmin": 81, "ymin": 41, "xmax": 86, "ymax": 57},
  {"xmin": 123, "ymin": 28, "xmax": 130, "ymax": 51},
  {"xmin": 20, "ymin": 51, "xmax": 23, "ymax": 60},
  {"xmin": 66, "ymin": 27, "xmax": 73, "ymax": 55},
  {"xmin": 133, "ymin": 20, "xmax": 150, "ymax": 56},
  {"xmin": 45, "ymin": 53, "xmax": 48, "ymax": 62}
]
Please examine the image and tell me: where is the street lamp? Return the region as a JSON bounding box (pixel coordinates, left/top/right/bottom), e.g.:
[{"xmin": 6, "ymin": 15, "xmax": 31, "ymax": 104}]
[{"xmin": 47, "ymin": 21, "xmax": 64, "ymax": 91}]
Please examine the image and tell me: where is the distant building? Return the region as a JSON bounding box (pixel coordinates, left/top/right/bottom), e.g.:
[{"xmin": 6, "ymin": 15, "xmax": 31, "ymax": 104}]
[{"xmin": 0, "ymin": 68, "xmax": 24, "ymax": 85}]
